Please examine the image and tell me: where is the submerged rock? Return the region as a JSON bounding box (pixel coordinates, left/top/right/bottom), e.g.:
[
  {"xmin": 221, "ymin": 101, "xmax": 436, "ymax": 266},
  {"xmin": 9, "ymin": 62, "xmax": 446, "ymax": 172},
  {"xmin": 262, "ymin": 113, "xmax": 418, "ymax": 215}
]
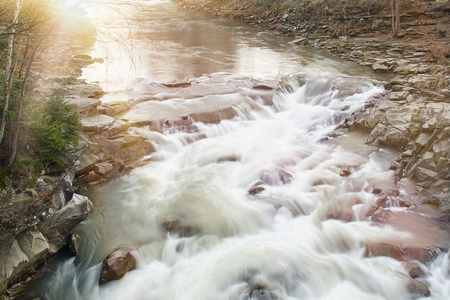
[
  {"xmin": 161, "ymin": 219, "xmax": 199, "ymax": 237},
  {"xmin": 407, "ymin": 279, "xmax": 431, "ymax": 298}
]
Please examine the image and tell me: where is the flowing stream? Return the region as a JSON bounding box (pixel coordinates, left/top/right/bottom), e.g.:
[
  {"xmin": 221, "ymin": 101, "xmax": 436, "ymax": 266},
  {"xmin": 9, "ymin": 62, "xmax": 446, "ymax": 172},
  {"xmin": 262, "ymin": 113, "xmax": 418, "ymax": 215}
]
[{"xmin": 39, "ymin": 0, "xmax": 449, "ymax": 299}]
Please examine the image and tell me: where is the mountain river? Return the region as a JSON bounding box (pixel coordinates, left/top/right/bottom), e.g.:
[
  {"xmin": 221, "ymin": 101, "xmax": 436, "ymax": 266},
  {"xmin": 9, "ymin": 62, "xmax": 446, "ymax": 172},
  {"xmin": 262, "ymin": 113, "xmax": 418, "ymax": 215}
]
[{"xmin": 37, "ymin": 0, "xmax": 449, "ymax": 299}]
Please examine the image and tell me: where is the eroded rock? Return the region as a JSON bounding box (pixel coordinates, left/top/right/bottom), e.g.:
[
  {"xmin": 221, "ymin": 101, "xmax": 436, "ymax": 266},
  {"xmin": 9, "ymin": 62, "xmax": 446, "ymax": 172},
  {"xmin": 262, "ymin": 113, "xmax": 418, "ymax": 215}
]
[
  {"xmin": 0, "ymin": 194, "xmax": 92, "ymax": 295},
  {"xmin": 99, "ymin": 247, "xmax": 137, "ymax": 285}
]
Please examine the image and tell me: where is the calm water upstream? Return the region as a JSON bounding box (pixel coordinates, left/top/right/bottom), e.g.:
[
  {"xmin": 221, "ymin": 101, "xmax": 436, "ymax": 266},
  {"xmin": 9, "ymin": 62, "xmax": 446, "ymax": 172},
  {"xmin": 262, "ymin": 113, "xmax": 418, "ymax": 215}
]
[{"xmin": 41, "ymin": 0, "xmax": 449, "ymax": 299}]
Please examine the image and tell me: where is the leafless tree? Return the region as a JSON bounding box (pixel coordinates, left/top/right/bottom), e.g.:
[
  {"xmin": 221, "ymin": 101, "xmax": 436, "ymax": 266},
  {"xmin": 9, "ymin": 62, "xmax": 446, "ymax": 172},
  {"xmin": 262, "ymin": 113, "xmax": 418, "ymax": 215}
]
[
  {"xmin": 1, "ymin": 0, "xmax": 57, "ymax": 162},
  {"xmin": 0, "ymin": 0, "xmax": 22, "ymax": 145},
  {"xmin": 391, "ymin": 0, "xmax": 400, "ymax": 36}
]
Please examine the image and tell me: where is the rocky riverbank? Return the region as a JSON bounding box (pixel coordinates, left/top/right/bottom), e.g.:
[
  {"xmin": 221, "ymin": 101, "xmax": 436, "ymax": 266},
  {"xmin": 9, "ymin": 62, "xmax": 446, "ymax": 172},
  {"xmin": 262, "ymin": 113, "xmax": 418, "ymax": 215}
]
[
  {"xmin": 171, "ymin": 0, "xmax": 450, "ymax": 296},
  {"xmin": 1, "ymin": 0, "xmax": 448, "ymax": 298},
  {"xmin": 0, "ymin": 8, "xmax": 99, "ymax": 297},
  {"xmin": 173, "ymin": 0, "xmax": 449, "ymax": 219}
]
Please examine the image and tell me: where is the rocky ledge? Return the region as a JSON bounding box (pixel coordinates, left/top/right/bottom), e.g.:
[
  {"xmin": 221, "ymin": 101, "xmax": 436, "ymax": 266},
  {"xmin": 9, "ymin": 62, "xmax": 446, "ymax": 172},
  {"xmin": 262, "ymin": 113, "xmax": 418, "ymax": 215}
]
[{"xmin": 69, "ymin": 73, "xmax": 279, "ymax": 186}]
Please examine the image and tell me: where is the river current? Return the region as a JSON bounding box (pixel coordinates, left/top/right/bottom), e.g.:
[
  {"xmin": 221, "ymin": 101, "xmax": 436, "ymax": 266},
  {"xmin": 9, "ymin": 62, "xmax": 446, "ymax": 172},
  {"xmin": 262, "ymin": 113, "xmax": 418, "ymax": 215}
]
[{"xmin": 42, "ymin": 0, "xmax": 449, "ymax": 299}]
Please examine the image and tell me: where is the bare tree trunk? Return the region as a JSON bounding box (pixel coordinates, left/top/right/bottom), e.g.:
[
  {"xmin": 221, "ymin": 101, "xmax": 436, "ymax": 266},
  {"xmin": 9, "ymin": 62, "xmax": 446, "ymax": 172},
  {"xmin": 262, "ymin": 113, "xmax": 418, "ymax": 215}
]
[
  {"xmin": 9, "ymin": 38, "xmax": 39, "ymax": 164},
  {"xmin": 0, "ymin": 0, "xmax": 22, "ymax": 144},
  {"xmin": 391, "ymin": 0, "xmax": 400, "ymax": 36}
]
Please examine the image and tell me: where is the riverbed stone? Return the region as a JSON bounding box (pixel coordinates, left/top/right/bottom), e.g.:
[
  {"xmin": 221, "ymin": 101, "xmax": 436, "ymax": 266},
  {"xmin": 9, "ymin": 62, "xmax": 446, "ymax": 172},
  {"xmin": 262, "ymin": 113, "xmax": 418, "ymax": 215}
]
[
  {"xmin": 81, "ymin": 114, "xmax": 115, "ymax": 133},
  {"xmin": 65, "ymin": 97, "xmax": 101, "ymax": 116},
  {"xmin": 365, "ymin": 243, "xmax": 440, "ymax": 263},
  {"xmin": 161, "ymin": 219, "xmax": 199, "ymax": 237},
  {"xmin": 407, "ymin": 279, "xmax": 431, "ymax": 297},
  {"xmin": 99, "ymin": 247, "xmax": 136, "ymax": 285},
  {"xmin": 404, "ymin": 261, "xmax": 427, "ymax": 279}
]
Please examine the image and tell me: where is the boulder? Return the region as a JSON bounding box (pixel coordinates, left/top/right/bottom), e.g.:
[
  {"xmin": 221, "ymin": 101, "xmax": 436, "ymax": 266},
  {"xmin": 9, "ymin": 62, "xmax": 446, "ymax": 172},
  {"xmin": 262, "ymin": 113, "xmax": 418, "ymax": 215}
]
[
  {"xmin": 90, "ymin": 130, "xmax": 156, "ymax": 167},
  {"xmin": 0, "ymin": 194, "xmax": 92, "ymax": 295},
  {"xmin": 38, "ymin": 194, "xmax": 93, "ymax": 252},
  {"xmin": 93, "ymin": 162, "xmax": 114, "ymax": 175},
  {"xmin": 73, "ymin": 153, "xmax": 99, "ymax": 176},
  {"xmin": 99, "ymin": 247, "xmax": 136, "ymax": 285}
]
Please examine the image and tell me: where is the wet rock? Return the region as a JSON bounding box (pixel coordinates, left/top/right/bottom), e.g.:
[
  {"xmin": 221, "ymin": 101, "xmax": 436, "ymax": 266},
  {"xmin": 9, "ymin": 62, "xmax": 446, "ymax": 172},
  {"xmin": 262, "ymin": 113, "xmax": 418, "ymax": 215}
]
[
  {"xmin": 248, "ymin": 185, "xmax": 265, "ymax": 196},
  {"xmin": 216, "ymin": 155, "xmax": 240, "ymax": 163},
  {"xmin": 98, "ymin": 101, "xmax": 130, "ymax": 117},
  {"xmin": 65, "ymin": 97, "xmax": 101, "ymax": 116},
  {"xmin": 244, "ymin": 278, "xmax": 280, "ymax": 300},
  {"xmin": 99, "ymin": 247, "xmax": 136, "ymax": 285},
  {"xmin": 339, "ymin": 167, "xmax": 352, "ymax": 177},
  {"xmin": 260, "ymin": 168, "xmax": 292, "ymax": 185},
  {"xmin": 122, "ymin": 90, "xmax": 249, "ymax": 128},
  {"xmin": 189, "ymin": 107, "xmax": 237, "ymax": 124},
  {"xmin": 365, "ymin": 243, "xmax": 440, "ymax": 263},
  {"xmin": 68, "ymin": 233, "xmax": 82, "ymax": 256},
  {"xmin": 73, "ymin": 54, "xmax": 93, "ymax": 61},
  {"xmin": 252, "ymin": 84, "xmax": 274, "ymax": 91},
  {"xmin": 107, "ymin": 121, "xmax": 131, "ymax": 137},
  {"xmin": 95, "ymin": 131, "xmax": 156, "ymax": 164},
  {"xmin": 245, "ymin": 289, "xmax": 280, "ymax": 300},
  {"xmin": 63, "ymin": 83, "xmax": 104, "ymax": 99},
  {"xmin": 81, "ymin": 115, "xmax": 115, "ymax": 133},
  {"xmin": 38, "ymin": 194, "xmax": 93, "ymax": 251},
  {"xmin": 93, "ymin": 162, "xmax": 114, "ymax": 175},
  {"xmin": 73, "ymin": 153, "xmax": 99, "ymax": 176},
  {"xmin": 161, "ymin": 219, "xmax": 199, "ymax": 237},
  {"xmin": 407, "ymin": 279, "xmax": 431, "ymax": 297},
  {"xmin": 404, "ymin": 261, "xmax": 427, "ymax": 279}
]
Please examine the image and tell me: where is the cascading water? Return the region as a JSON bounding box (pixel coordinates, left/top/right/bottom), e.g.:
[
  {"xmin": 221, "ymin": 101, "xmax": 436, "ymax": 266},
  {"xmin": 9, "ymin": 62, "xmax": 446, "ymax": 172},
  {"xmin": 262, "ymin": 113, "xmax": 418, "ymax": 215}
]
[
  {"xmin": 40, "ymin": 1, "xmax": 449, "ymax": 299},
  {"xmin": 42, "ymin": 71, "xmax": 423, "ymax": 300}
]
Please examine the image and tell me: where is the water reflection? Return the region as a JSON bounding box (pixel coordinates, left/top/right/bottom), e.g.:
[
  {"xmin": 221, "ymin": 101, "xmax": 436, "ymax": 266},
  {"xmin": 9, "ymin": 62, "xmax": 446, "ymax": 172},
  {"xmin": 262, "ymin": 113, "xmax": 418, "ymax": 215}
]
[{"xmin": 80, "ymin": 0, "xmax": 379, "ymax": 101}]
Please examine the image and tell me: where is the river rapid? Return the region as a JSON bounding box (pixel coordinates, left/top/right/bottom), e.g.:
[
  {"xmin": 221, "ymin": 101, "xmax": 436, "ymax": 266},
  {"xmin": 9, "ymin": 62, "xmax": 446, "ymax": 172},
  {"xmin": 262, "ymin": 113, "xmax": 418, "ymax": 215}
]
[{"xmin": 43, "ymin": 0, "xmax": 448, "ymax": 299}]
